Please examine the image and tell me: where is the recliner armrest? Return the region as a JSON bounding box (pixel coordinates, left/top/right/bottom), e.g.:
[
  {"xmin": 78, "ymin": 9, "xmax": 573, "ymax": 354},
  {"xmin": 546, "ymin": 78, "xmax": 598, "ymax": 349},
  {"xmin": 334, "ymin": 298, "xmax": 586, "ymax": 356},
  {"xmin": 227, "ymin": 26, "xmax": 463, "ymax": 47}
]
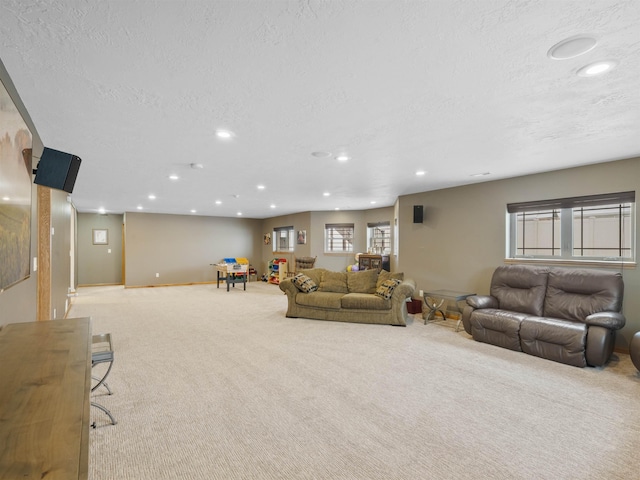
[
  {"xmin": 585, "ymin": 311, "xmax": 626, "ymax": 330},
  {"xmin": 462, "ymin": 295, "xmax": 497, "ymax": 335},
  {"xmin": 466, "ymin": 295, "xmax": 498, "ymax": 309}
]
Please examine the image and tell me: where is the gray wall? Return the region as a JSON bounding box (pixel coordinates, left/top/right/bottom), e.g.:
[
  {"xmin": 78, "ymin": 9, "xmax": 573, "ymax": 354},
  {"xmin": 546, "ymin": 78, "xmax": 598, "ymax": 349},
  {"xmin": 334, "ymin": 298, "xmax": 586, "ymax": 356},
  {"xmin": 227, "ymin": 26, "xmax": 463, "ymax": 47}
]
[
  {"xmin": 261, "ymin": 207, "xmax": 395, "ymax": 274},
  {"xmin": 0, "ymin": 57, "xmax": 72, "ymax": 326},
  {"xmin": 0, "ymin": 58, "xmax": 38, "ymax": 325},
  {"xmin": 397, "ymin": 157, "xmax": 640, "ymax": 349},
  {"xmin": 260, "ymin": 211, "xmax": 312, "ymax": 274},
  {"xmin": 50, "ymin": 189, "xmax": 73, "ymax": 318},
  {"xmin": 77, "ymin": 213, "xmax": 123, "ymax": 285},
  {"xmin": 124, "ymin": 212, "xmax": 262, "ymax": 287}
]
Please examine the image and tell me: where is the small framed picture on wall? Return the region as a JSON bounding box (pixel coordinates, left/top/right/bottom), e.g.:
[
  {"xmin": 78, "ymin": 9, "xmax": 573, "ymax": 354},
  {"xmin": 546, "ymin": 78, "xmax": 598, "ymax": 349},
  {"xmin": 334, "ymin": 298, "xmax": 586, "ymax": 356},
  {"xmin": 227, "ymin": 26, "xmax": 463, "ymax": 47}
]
[
  {"xmin": 93, "ymin": 229, "xmax": 109, "ymax": 245},
  {"xmin": 297, "ymin": 230, "xmax": 306, "ymax": 245}
]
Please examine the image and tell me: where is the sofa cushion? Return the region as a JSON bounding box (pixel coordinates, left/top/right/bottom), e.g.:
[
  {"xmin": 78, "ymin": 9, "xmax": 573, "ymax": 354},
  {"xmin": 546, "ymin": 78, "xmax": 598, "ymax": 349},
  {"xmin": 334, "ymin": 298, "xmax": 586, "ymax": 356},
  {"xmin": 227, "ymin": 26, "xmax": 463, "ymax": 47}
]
[
  {"xmin": 490, "ymin": 265, "xmax": 549, "ymax": 316},
  {"xmin": 299, "ymin": 268, "xmax": 325, "ymax": 288},
  {"xmin": 347, "ymin": 269, "xmax": 379, "ymax": 294},
  {"xmin": 292, "ymin": 273, "xmax": 318, "ymax": 293},
  {"xmin": 376, "ymin": 270, "xmax": 404, "ymax": 289},
  {"xmin": 520, "ymin": 316, "xmax": 587, "ymax": 367},
  {"xmin": 319, "ymin": 271, "xmax": 349, "ymax": 293},
  {"xmin": 295, "ymin": 291, "xmax": 344, "ymax": 309},
  {"xmin": 543, "ymin": 268, "xmax": 624, "ymax": 322},
  {"xmin": 470, "ymin": 309, "xmax": 528, "ymax": 351},
  {"xmin": 341, "ymin": 293, "xmax": 391, "ymax": 310},
  {"xmin": 375, "ymin": 279, "xmax": 402, "ymax": 300}
]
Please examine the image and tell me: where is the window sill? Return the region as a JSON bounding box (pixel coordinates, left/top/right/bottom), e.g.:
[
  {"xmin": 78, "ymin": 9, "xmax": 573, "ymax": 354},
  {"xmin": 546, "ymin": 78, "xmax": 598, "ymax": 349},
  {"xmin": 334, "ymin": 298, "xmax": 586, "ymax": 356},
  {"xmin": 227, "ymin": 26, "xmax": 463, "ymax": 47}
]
[{"xmin": 505, "ymin": 258, "xmax": 636, "ymax": 269}]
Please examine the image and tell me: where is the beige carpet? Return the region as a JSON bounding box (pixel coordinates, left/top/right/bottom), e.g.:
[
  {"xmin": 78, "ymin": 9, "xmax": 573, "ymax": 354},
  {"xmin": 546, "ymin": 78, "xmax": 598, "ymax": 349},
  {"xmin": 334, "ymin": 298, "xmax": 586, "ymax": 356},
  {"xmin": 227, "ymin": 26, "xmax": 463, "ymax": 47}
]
[{"xmin": 70, "ymin": 282, "xmax": 640, "ymax": 480}]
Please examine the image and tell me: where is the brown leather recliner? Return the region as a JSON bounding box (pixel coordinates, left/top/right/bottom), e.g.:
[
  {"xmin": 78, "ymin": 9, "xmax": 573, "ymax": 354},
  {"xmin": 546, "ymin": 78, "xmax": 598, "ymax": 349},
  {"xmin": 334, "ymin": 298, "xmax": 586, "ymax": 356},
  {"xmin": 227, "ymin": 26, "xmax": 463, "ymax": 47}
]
[{"xmin": 462, "ymin": 265, "xmax": 625, "ymax": 367}]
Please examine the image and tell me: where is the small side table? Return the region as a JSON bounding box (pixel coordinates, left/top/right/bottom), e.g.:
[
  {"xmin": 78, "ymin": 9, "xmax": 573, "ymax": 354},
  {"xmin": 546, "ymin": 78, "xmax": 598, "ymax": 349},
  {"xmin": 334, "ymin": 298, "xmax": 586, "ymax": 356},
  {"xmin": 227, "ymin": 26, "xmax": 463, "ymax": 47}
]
[
  {"xmin": 423, "ymin": 289, "xmax": 475, "ymax": 331},
  {"xmin": 213, "ymin": 263, "xmax": 248, "ymax": 291}
]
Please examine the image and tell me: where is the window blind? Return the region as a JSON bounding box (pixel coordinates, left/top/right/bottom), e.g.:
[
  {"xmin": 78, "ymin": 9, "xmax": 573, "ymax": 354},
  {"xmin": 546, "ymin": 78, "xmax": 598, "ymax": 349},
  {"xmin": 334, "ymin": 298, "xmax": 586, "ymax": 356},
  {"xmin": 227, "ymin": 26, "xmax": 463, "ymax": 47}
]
[{"xmin": 507, "ymin": 191, "xmax": 635, "ymax": 214}]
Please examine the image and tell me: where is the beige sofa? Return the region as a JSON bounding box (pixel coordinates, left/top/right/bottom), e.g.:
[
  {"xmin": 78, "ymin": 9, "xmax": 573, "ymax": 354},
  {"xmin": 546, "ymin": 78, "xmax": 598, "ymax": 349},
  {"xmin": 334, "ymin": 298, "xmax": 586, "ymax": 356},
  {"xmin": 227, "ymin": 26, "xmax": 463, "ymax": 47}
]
[{"xmin": 279, "ymin": 268, "xmax": 416, "ymax": 326}]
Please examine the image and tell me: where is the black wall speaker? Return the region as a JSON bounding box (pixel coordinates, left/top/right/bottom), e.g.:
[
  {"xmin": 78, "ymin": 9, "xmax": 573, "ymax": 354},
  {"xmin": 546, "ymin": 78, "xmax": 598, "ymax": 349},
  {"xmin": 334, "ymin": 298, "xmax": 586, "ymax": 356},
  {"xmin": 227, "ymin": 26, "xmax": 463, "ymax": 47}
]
[
  {"xmin": 413, "ymin": 205, "xmax": 423, "ymax": 223},
  {"xmin": 34, "ymin": 147, "xmax": 81, "ymax": 193}
]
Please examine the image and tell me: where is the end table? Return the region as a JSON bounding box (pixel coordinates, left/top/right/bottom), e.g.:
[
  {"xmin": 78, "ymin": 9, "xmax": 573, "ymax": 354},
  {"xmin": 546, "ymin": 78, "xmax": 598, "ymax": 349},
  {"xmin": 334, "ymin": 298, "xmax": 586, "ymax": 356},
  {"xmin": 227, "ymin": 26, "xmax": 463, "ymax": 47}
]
[{"xmin": 423, "ymin": 289, "xmax": 475, "ymax": 331}]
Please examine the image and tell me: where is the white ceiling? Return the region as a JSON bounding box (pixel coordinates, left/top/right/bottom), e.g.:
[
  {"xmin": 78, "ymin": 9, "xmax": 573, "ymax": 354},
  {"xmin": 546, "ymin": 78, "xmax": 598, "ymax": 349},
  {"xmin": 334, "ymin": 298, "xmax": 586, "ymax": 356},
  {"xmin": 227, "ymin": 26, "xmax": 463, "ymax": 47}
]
[{"xmin": 1, "ymin": 0, "xmax": 639, "ymax": 219}]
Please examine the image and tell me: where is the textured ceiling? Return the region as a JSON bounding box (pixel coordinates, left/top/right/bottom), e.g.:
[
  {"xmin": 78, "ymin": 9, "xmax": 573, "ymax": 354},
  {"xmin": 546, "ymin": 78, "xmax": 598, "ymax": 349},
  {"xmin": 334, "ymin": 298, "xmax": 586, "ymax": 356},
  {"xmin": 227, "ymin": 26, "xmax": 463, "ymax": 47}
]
[{"xmin": 1, "ymin": 0, "xmax": 639, "ymax": 218}]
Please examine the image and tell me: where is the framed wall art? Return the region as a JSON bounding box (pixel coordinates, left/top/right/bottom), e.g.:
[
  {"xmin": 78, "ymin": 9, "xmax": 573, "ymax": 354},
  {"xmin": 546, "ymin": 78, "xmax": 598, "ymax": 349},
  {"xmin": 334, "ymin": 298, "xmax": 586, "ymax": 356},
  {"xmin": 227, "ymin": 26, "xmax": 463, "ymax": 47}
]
[
  {"xmin": 0, "ymin": 78, "xmax": 33, "ymax": 293},
  {"xmin": 93, "ymin": 229, "xmax": 109, "ymax": 245}
]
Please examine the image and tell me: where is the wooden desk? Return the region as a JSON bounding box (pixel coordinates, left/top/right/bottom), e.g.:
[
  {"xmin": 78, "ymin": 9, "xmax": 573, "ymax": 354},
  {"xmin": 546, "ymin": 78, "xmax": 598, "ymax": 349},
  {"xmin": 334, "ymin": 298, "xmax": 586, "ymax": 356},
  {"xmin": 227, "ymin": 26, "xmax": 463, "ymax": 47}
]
[{"xmin": 0, "ymin": 317, "xmax": 92, "ymax": 480}]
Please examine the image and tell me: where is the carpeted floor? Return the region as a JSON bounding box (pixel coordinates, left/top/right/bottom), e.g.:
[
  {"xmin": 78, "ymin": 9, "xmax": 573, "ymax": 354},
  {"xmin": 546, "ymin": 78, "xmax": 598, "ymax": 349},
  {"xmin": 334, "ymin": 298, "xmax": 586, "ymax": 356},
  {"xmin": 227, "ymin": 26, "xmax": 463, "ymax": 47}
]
[{"xmin": 70, "ymin": 282, "xmax": 640, "ymax": 480}]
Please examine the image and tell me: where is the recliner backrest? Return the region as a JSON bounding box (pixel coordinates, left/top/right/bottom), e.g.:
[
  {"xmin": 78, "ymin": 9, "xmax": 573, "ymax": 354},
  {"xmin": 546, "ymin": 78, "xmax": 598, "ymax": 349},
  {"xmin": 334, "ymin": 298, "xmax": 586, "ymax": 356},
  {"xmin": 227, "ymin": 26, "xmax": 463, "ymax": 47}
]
[
  {"xmin": 490, "ymin": 265, "xmax": 549, "ymax": 316},
  {"xmin": 543, "ymin": 268, "xmax": 624, "ymax": 322}
]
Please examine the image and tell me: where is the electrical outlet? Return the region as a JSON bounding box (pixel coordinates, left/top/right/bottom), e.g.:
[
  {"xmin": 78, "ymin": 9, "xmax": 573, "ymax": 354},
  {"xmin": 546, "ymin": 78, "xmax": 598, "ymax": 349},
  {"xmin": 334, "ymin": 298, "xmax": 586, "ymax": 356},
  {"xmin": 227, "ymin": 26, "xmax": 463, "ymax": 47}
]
[
  {"xmin": 419, "ymin": 290, "xmax": 424, "ymax": 297},
  {"xmin": 53, "ymin": 308, "xmax": 57, "ymax": 319},
  {"xmin": 156, "ymin": 273, "xmax": 160, "ymax": 278}
]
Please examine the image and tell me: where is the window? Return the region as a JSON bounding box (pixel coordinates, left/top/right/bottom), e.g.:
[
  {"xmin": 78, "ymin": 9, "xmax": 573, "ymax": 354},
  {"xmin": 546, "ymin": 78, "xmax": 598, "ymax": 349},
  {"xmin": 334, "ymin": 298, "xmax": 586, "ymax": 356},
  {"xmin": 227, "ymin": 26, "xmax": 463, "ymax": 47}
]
[
  {"xmin": 273, "ymin": 226, "xmax": 294, "ymax": 252},
  {"xmin": 367, "ymin": 222, "xmax": 390, "ymax": 254},
  {"xmin": 325, "ymin": 223, "xmax": 354, "ymax": 253},
  {"xmin": 508, "ymin": 191, "xmax": 635, "ymax": 263}
]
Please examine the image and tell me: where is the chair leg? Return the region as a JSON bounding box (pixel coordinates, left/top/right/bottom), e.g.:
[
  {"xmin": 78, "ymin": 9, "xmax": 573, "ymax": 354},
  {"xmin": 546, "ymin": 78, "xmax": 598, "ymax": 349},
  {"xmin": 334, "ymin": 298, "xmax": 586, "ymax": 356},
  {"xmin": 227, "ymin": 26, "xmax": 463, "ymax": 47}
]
[
  {"xmin": 92, "ymin": 375, "xmax": 112, "ymax": 395},
  {"xmin": 91, "ymin": 358, "xmax": 114, "ymax": 393},
  {"xmin": 91, "ymin": 402, "xmax": 117, "ymax": 427}
]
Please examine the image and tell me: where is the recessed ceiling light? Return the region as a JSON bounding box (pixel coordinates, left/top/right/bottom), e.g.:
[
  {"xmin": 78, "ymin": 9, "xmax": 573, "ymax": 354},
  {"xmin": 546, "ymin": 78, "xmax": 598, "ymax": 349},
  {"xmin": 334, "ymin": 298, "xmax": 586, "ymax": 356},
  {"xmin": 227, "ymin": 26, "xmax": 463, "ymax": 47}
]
[
  {"xmin": 370, "ymin": 201, "xmax": 377, "ymax": 205},
  {"xmin": 311, "ymin": 151, "xmax": 332, "ymax": 158},
  {"xmin": 190, "ymin": 209, "xmax": 197, "ymax": 213},
  {"xmin": 237, "ymin": 212, "xmax": 242, "ymax": 216},
  {"xmin": 334, "ymin": 207, "xmax": 340, "ymax": 211},
  {"xmin": 98, "ymin": 207, "xmax": 106, "ymax": 214},
  {"xmin": 416, "ymin": 170, "xmax": 426, "ymax": 176},
  {"xmin": 137, "ymin": 205, "xmax": 143, "ymax": 210},
  {"xmin": 323, "ymin": 192, "xmax": 331, "ymax": 197},
  {"xmin": 148, "ymin": 194, "xmax": 156, "ymax": 200},
  {"xmin": 548, "ymin": 35, "xmax": 597, "ymax": 60},
  {"xmin": 215, "ymin": 200, "xmax": 222, "ymax": 205},
  {"xmin": 2, "ymin": 196, "xmax": 9, "ymax": 201},
  {"xmin": 270, "ymin": 204, "xmax": 276, "ymax": 209},
  {"xmin": 215, "ymin": 129, "xmax": 234, "ymax": 139},
  {"xmin": 257, "ymin": 185, "xmax": 265, "ymax": 190},
  {"xmin": 577, "ymin": 60, "xmax": 618, "ymax": 77},
  {"xmin": 336, "ymin": 155, "xmax": 350, "ymax": 162},
  {"xmin": 169, "ymin": 174, "xmax": 179, "ymax": 180}
]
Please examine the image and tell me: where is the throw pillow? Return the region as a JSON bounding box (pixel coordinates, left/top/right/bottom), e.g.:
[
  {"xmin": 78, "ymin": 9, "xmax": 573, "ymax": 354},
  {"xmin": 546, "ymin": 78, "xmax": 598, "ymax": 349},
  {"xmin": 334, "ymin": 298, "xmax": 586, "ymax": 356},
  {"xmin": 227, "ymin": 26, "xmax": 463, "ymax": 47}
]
[
  {"xmin": 319, "ymin": 271, "xmax": 349, "ymax": 293},
  {"xmin": 292, "ymin": 273, "xmax": 318, "ymax": 293},
  {"xmin": 299, "ymin": 268, "xmax": 323, "ymax": 287},
  {"xmin": 375, "ymin": 278, "xmax": 402, "ymax": 300},
  {"xmin": 377, "ymin": 270, "xmax": 404, "ymax": 289},
  {"xmin": 347, "ymin": 269, "xmax": 379, "ymax": 294}
]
